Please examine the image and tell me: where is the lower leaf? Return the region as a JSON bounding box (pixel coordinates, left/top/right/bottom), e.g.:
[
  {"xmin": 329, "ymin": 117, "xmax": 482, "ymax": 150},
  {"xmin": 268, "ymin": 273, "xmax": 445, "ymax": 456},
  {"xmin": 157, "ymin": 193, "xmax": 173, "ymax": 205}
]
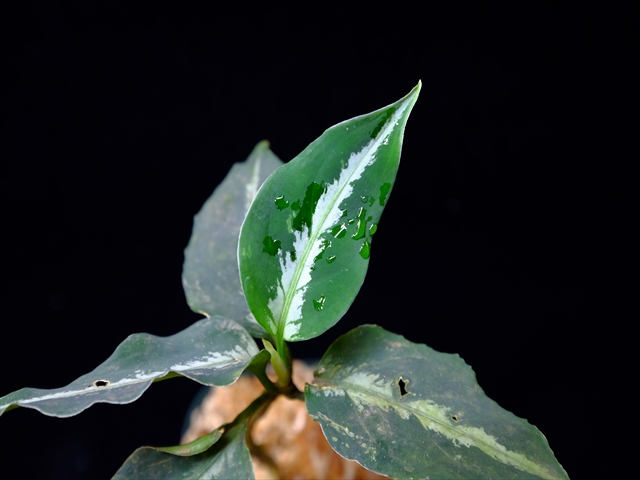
[
  {"xmin": 0, "ymin": 317, "xmax": 259, "ymax": 417},
  {"xmin": 113, "ymin": 391, "xmax": 276, "ymax": 479},
  {"xmin": 305, "ymin": 325, "xmax": 569, "ymax": 480},
  {"xmin": 112, "ymin": 424, "xmax": 251, "ymax": 480}
]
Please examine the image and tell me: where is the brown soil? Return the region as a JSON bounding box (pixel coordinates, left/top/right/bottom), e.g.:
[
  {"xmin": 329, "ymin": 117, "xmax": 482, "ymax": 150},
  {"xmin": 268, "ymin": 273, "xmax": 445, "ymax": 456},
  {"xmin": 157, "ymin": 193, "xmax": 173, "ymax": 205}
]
[{"xmin": 182, "ymin": 361, "xmax": 386, "ymax": 479}]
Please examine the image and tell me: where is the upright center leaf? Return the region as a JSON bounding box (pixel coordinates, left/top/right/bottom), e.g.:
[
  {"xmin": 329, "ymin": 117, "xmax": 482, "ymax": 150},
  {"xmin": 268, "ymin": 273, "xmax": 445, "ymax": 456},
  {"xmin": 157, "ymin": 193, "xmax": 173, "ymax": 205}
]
[{"xmin": 239, "ymin": 83, "xmax": 421, "ymax": 343}]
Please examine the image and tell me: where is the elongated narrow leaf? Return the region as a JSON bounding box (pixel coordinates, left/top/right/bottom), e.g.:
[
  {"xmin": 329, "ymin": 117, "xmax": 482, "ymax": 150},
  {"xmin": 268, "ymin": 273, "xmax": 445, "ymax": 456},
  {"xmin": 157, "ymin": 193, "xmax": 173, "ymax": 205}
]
[
  {"xmin": 155, "ymin": 429, "xmax": 223, "ymax": 457},
  {"xmin": 183, "ymin": 141, "xmax": 283, "ymax": 338},
  {"xmin": 112, "ymin": 392, "xmax": 275, "ymax": 479},
  {"xmin": 305, "ymin": 326, "xmax": 569, "ymax": 480},
  {"xmin": 239, "ymin": 84, "xmax": 421, "ymax": 342},
  {"xmin": 0, "ymin": 317, "xmax": 259, "ymax": 417}
]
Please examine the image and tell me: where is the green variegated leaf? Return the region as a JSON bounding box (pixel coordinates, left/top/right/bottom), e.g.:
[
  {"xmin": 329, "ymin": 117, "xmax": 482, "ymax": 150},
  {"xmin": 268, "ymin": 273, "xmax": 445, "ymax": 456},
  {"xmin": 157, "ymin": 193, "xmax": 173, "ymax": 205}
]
[
  {"xmin": 0, "ymin": 317, "xmax": 259, "ymax": 417},
  {"xmin": 238, "ymin": 84, "xmax": 421, "ymax": 343},
  {"xmin": 183, "ymin": 141, "xmax": 283, "ymax": 338},
  {"xmin": 113, "ymin": 392, "xmax": 275, "ymax": 479},
  {"xmin": 305, "ymin": 326, "xmax": 569, "ymax": 480}
]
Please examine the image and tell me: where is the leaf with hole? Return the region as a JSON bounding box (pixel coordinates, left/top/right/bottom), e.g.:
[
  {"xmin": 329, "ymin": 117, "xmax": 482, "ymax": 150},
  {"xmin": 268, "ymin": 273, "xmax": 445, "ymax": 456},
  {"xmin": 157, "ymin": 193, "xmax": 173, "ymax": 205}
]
[
  {"xmin": 305, "ymin": 325, "xmax": 569, "ymax": 480},
  {"xmin": 0, "ymin": 317, "xmax": 259, "ymax": 417},
  {"xmin": 183, "ymin": 141, "xmax": 283, "ymax": 338},
  {"xmin": 238, "ymin": 83, "xmax": 421, "ymax": 344}
]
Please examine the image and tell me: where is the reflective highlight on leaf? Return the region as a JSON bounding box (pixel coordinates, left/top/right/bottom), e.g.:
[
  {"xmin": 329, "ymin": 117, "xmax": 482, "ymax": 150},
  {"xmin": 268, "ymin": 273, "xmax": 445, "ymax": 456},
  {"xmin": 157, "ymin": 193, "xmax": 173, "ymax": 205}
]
[
  {"xmin": 313, "ymin": 295, "xmax": 326, "ymax": 311},
  {"xmin": 305, "ymin": 326, "xmax": 569, "ymax": 480},
  {"xmin": 359, "ymin": 239, "xmax": 371, "ymax": 259},
  {"xmin": 351, "ymin": 207, "xmax": 369, "ymax": 240},
  {"xmin": 239, "ymin": 83, "xmax": 421, "ymax": 343},
  {"xmin": 274, "ymin": 196, "xmax": 290, "ymax": 210},
  {"xmin": 0, "ymin": 317, "xmax": 259, "ymax": 418}
]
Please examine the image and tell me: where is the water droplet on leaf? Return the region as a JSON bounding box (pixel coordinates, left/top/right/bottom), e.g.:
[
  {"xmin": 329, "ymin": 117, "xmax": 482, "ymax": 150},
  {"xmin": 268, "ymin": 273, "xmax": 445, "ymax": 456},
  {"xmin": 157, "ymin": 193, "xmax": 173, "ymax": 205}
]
[
  {"xmin": 379, "ymin": 183, "xmax": 391, "ymax": 206},
  {"xmin": 262, "ymin": 236, "xmax": 281, "ymax": 256},
  {"xmin": 331, "ymin": 224, "xmax": 347, "ymax": 238},
  {"xmin": 313, "ymin": 295, "xmax": 326, "ymax": 311},
  {"xmin": 314, "ymin": 238, "xmax": 331, "ymax": 262},
  {"xmin": 274, "ymin": 196, "xmax": 290, "ymax": 210},
  {"xmin": 359, "ymin": 238, "xmax": 371, "ymax": 259},
  {"xmin": 352, "ymin": 207, "xmax": 368, "ymax": 240}
]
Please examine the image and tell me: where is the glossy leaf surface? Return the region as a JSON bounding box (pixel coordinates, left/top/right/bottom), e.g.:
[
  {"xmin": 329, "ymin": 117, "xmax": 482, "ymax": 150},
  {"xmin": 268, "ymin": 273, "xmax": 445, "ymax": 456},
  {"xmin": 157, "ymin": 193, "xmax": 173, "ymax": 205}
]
[
  {"xmin": 183, "ymin": 141, "xmax": 283, "ymax": 338},
  {"xmin": 305, "ymin": 326, "xmax": 569, "ymax": 480},
  {"xmin": 239, "ymin": 84, "xmax": 420, "ymax": 342},
  {"xmin": 0, "ymin": 317, "xmax": 259, "ymax": 417}
]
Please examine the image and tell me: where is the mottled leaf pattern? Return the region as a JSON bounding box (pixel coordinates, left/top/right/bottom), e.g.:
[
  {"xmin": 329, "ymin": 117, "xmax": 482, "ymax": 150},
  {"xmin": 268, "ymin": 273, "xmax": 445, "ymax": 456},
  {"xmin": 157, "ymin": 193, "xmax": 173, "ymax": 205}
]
[
  {"xmin": 0, "ymin": 317, "xmax": 259, "ymax": 417},
  {"xmin": 239, "ymin": 84, "xmax": 421, "ymax": 342},
  {"xmin": 305, "ymin": 326, "xmax": 569, "ymax": 480}
]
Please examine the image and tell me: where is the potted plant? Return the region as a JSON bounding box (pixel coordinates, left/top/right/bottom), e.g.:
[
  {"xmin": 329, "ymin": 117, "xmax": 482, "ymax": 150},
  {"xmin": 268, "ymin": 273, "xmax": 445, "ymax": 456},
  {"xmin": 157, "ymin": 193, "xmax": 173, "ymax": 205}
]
[{"xmin": 0, "ymin": 83, "xmax": 568, "ymax": 479}]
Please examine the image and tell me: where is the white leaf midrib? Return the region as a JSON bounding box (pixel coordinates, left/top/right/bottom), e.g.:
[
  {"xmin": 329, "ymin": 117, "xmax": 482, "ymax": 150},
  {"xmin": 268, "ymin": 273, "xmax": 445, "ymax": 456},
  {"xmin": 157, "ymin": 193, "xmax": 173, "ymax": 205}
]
[
  {"xmin": 276, "ymin": 101, "xmax": 411, "ymax": 340},
  {"xmin": 311, "ymin": 378, "xmax": 560, "ymax": 480}
]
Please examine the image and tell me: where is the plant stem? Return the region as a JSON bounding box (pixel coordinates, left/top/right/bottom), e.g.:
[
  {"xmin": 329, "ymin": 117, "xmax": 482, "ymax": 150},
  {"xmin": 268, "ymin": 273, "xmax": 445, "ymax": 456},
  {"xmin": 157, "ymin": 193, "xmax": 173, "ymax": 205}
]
[
  {"xmin": 262, "ymin": 339, "xmax": 291, "ymax": 387},
  {"xmin": 245, "ymin": 353, "xmax": 280, "ymax": 394}
]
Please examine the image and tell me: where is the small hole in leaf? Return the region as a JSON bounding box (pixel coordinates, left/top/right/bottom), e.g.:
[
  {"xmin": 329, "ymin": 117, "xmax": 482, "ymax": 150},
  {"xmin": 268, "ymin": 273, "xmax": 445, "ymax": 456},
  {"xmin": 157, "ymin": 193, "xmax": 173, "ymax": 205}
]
[
  {"xmin": 451, "ymin": 414, "xmax": 459, "ymax": 422},
  {"xmin": 398, "ymin": 377, "xmax": 409, "ymax": 397},
  {"xmin": 93, "ymin": 380, "xmax": 110, "ymax": 388}
]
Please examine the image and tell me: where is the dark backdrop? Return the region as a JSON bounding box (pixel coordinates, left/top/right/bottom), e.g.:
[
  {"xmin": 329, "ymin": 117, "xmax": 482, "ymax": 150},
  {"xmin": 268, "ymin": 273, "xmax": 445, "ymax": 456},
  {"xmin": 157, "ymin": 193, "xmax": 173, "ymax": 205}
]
[{"xmin": 1, "ymin": 3, "xmax": 634, "ymax": 479}]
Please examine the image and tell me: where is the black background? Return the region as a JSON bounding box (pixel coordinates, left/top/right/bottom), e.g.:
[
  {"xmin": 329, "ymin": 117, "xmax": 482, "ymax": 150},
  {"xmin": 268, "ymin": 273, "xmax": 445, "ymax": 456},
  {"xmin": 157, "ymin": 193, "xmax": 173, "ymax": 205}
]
[{"xmin": 1, "ymin": 3, "xmax": 635, "ymax": 479}]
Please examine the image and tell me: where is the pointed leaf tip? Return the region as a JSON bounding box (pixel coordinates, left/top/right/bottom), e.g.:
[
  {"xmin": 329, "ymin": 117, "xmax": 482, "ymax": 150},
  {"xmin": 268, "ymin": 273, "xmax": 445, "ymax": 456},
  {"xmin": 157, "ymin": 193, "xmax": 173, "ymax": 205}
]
[
  {"xmin": 0, "ymin": 317, "xmax": 260, "ymax": 417},
  {"xmin": 239, "ymin": 87, "xmax": 420, "ymax": 343}
]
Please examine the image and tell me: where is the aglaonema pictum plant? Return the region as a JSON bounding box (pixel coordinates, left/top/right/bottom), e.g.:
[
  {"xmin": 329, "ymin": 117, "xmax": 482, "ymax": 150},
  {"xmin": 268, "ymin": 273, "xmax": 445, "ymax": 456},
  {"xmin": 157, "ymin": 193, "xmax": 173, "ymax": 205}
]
[{"xmin": 0, "ymin": 82, "xmax": 569, "ymax": 479}]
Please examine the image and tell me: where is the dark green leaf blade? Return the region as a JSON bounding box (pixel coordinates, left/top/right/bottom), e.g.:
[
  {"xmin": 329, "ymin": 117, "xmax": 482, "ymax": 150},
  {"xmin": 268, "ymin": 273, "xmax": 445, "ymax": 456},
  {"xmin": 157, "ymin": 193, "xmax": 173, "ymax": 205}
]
[
  {"xmin": 239, "ymin": 84, "xmax": 421, "ymax": 342},
  {"xmin": 183, "ymin": 141, "xmax": 283, "ymax": 338},
  {"xmin": 0, "ymin": 317, "xmax": 259, "ymax": 417},
  {"xmin": 112, "ymin": 391, "xmax": 276, "ymax": 479},
  {"xmin": 305, "ymin": 326, "xmax": 569, "ymax": 480},
  {"xmin": 112, "ymin": 424, "xmax": 253, "ymax": 480}
]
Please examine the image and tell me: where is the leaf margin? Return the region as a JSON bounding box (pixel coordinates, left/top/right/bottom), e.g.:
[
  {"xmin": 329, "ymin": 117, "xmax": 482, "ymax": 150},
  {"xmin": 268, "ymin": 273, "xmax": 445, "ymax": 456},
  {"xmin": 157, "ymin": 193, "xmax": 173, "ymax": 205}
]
[
  {"xmin": 239, "ymin": 82, "xmax": 422, "ymax": 345},
  {"xmin": 0, "ymin": 316, "xmax": 260, "ymax": 418},
  {"xmin": 305, "ymin": 325, "xmax": 569, "ymax": 480}
]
